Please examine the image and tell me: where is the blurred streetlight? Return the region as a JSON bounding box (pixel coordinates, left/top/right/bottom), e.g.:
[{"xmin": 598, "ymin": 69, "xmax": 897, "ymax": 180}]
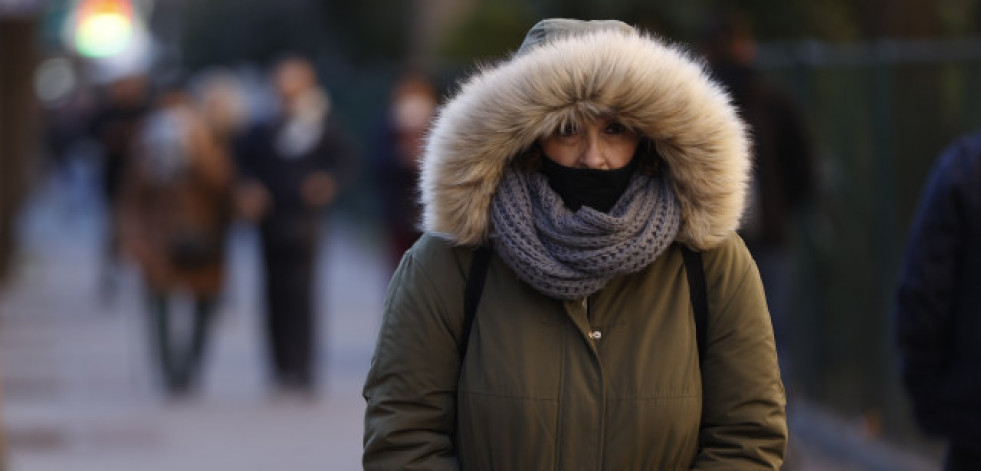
[
  {"xmin": 69, "ymin": 0, "xmax": 140, "ymax": 58},
  {"xmin": 62, "ymin": 0, "xmax": 155, "ymax": 83}
]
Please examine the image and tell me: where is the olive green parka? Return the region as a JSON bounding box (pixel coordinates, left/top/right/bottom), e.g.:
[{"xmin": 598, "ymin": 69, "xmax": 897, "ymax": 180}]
[{"xmin": 363, "ymin": 19, "xmax": 787, "ymax": 471}]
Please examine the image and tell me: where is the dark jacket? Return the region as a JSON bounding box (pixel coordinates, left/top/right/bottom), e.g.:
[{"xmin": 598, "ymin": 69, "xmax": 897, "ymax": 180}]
[
  {"xmin": 897, "ymin": 132, "xmax": 981, "ymax": 449},
  {"xmin": 235, "ymin": 108, "xmax": 352, "ymax": 214},
  {"xmin": 712, "ymin": 65, "xmax": 814, "ymax": 247}
]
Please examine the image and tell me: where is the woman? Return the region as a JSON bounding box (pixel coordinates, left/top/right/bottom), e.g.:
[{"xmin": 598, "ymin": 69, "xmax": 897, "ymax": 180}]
[
  {"xmin": 119, "ymin": 85, "xmax": 234, "ymax": 396},
  {"xmin": 363, "ymin": 19, "xmax": 787, "ymax": 470}
]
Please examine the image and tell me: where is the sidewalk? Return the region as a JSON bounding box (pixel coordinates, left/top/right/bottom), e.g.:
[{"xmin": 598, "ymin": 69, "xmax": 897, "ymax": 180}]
[{"xmin": 0, "ymin": 178, "xmax": 388, "ymax": 471}]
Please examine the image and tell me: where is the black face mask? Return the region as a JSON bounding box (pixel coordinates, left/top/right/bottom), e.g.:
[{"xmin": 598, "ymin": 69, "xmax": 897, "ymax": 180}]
[{"xmin": 540, "ymin": 157, "xmax": 638, "ymax": 213}]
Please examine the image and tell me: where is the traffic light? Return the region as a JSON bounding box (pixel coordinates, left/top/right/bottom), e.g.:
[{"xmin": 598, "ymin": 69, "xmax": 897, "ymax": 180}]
[{"xmin": 72, "ymin": 0, "xmax": 137, "ymax": 58}]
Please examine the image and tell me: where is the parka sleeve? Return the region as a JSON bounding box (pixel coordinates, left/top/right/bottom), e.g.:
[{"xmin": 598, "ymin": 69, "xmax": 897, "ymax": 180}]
[
  {"xmin": 363, "ymin": 243, "xmax": 465, "ymax": 471},
  {"xmin": 692, "ymin": 234, "xmax": 788, "ymax": 470}
]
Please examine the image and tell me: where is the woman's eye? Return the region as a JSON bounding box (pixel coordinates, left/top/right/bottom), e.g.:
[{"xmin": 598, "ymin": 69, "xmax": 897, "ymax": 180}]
[
  {"xmin": 605, "ymin": 122, "xmax": 627, "ymax": 134},
  {"xmin": 557, "ymin": 123, "xmax": 579, "ymax": 137}
]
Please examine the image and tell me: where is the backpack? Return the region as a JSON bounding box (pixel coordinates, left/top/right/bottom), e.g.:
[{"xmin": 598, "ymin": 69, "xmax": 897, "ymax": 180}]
[{"xmin": 458, "ymin": 245, "xmax": 708, "ymax": 363}]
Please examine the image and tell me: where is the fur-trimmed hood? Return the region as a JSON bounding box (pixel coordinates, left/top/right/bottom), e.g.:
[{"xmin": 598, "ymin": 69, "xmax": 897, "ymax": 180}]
[{"xmin": 420, "ymin": 21, "xmax": 750, "ymax": 250}]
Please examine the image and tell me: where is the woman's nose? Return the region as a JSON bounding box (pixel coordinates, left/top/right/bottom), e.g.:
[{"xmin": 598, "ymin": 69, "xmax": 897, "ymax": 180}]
[{"xmin": 580, "ymin": 135, "xmax": 606, "ymax": 169}]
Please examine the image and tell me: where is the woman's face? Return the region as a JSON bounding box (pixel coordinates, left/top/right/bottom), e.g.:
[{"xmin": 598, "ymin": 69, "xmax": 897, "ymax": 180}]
[{"xmin": 539, "ymin": 118, "xmax": 640, "ymax": 170}]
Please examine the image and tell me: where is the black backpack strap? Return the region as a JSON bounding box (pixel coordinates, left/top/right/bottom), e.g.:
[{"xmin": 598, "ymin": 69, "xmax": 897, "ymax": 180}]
[
  {"xmin": 460, "ymin": 245, "xmax": 493, "ymax": 359},
  {"xmin": 681, "ymin": 246, "xmax": 708, "ymax": 363}
]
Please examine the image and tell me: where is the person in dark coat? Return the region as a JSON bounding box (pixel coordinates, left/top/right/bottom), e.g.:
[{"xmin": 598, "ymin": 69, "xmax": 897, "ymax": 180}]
[
  {"xmin": 896, "ymin": 132, "xmax": 981, "ymax": 471},
  {"xmin": 88, "ymin": 74, "xmax": 151, "ymax": 300},
  {"xmin": 234, "ymin": 57, "xmax": 353, "ymax": 393},
  {"xmin": 699, "ymin": 13, "xmax": 815, "ymax": 357}
]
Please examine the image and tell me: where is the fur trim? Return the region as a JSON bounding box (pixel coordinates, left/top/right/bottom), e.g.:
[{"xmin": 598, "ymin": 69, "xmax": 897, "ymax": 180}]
[{"xmin": 420, "ymin": 28, "xmax": 750, "ymax": 250}]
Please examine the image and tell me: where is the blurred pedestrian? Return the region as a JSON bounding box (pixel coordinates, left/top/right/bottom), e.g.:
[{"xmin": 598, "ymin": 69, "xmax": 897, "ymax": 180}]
[
  {"xmin": 233, "ymin": 57, "xmax": 354, "ymax": 393},
  {"xmin": 118, "ymin": 82, "xmax": 234, "ymax": 396},
  {"xmin": 194, "ymin": 68, "xmax": 251, "ymax": 147},
  {"xmin": 700, "ymin": 13, "xmax": 816, "ymax": 359},
  {"xmin": 363, "ymin": 19, "xmax": 787, "ymax": 470},
  {"xmin": 896, "ymin": 132, "xmax": 981, "ymax": 471},
  {"xmin": 88, "ymin": 73, "xmax": 151, "ymax": 301},
  {"xmin": 371, "ymin": 71, "xmax": 438, "ymax": 271},
  {"xmin": 38, "ymin": 63, "xmax": 100, "ymax": 222}
]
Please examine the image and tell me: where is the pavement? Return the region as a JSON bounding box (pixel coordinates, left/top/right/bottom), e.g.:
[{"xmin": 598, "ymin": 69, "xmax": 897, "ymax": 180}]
[
  {"xmin": 1, "ymin": 173, "xmax": 388, "ymax": 471},
  {"xmin": 0, "ymin": 170, "xmax": 944, "ymax": 471}
]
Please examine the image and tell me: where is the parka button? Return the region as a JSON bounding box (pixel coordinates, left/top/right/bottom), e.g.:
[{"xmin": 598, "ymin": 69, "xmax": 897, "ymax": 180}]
[{"xmin": 590, "ymin": 330, "xmax": 602, "ymax": 340}]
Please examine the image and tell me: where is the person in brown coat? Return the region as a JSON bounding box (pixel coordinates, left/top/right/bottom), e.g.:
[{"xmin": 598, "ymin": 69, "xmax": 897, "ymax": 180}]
[{"xmin": 118, "ymin": 84, "xmax": 234, "ymax": 396}]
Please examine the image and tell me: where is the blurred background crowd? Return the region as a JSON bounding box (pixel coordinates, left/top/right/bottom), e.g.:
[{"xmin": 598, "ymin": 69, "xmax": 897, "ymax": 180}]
[{"xmin": 3, "ymin": 0, "xmax": 981, "ymax": 470}]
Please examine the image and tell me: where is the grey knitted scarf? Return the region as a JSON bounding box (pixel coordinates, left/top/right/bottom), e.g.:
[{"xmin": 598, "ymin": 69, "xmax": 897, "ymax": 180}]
[{"xmin": 489, "ymin": 166, "xmax": 681, "ymax": 300}]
